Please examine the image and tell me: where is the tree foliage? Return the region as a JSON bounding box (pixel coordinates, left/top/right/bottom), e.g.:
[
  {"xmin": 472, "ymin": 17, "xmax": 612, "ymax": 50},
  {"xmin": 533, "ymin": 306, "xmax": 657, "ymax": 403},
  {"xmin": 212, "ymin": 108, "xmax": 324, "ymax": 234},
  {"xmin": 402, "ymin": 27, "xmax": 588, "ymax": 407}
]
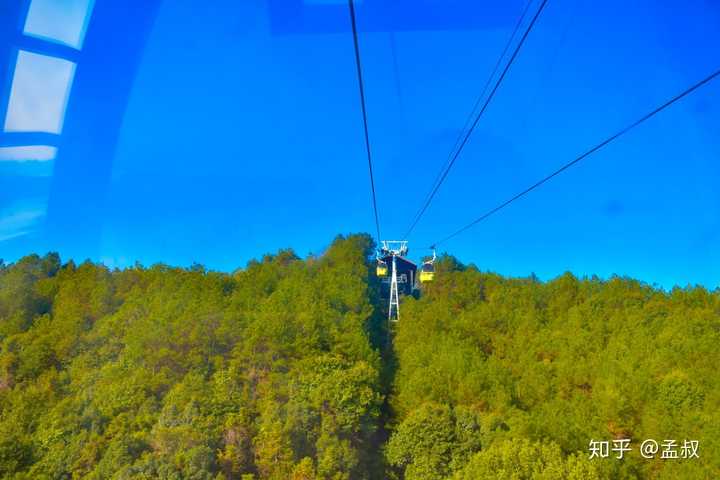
[
  {"xmin": 0, "ymin": 235, "xmax": 383, "ymax": 479},
  {"xmin": 1, "ymin": 240, "xmax": 717, "ymax": 479},
  {"xmin": 389, "ymin": 262, "xmax": 720, "ymax": 479}
]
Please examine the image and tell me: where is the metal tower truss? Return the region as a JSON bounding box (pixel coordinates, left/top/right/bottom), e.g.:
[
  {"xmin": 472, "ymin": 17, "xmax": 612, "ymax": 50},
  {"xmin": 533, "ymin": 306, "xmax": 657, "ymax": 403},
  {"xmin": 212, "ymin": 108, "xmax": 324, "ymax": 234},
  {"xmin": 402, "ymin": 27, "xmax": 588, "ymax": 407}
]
[
  {"xmin": 379, "ymin": 240, "xmax": 411, "ymax": 322},
  {"xmin": 389, "ymin": 254, "xmax": 399, "ymax": 322},
  {"xmin": 380, "ymin": 240, "xmax": 408, "ymax": 257}
]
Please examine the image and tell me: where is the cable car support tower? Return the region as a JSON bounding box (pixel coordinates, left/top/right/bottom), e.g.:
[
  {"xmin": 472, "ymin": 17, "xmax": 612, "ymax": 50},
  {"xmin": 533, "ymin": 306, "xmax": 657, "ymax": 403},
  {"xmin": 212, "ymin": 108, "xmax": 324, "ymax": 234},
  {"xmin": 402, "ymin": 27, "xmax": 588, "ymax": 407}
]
[
  {"xmin": 389, "ymin": 253, "xmax": 400, "ymax": 321},
  {"xmin": 377, "ymin": 240, "xmax": 410, "ymax": 322}
]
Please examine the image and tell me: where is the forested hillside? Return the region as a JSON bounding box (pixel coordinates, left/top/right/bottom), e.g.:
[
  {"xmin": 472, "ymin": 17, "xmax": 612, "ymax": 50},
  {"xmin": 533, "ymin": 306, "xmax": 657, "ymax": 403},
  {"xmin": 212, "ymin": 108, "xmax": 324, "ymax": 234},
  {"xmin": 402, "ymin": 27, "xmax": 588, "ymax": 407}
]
[
  {"xmin": 0, "ymin": 235, "xmax": 385, "ymax": 479},
  {"xmin": 0, "ymin": 237, "xmax": 718, "ymax": 479},
  {"xmin": 390, "ymin": 257, "xmax": 720, "ymax": 479}
]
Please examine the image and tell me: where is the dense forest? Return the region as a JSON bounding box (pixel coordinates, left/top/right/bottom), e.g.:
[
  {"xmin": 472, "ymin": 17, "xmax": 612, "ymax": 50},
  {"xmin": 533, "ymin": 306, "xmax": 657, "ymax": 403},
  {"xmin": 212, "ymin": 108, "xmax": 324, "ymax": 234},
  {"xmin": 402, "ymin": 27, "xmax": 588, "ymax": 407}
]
[{"xmin": 0, "ymin": 234, "xmax": 718, "ymax": 479}]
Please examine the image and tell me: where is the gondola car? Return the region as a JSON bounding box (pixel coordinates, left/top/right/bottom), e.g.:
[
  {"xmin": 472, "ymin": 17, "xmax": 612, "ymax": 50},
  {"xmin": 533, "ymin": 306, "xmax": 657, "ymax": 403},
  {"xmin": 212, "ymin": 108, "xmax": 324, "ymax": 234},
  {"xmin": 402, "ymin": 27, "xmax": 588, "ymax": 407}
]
[
  {"xmin": 376, "ymin": 258, "xmax": 388, "ymax": 277},
  {"xmin": 419, "ymin": 261, "xmax": 434, "ymax": 283},
  {"xmin": 419, "ymin": 250, "xmax": 436, "ymax": 283}
]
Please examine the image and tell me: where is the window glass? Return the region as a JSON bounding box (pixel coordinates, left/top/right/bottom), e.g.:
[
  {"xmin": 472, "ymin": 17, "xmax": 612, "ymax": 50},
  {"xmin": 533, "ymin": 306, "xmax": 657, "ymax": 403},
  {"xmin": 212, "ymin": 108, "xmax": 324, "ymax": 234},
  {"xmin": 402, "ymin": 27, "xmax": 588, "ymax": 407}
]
[
  {"xmin": 3, "ymin": 51, "xmax": 76, "ymax": 134},
  {"xmin": 0, "ymin": 145, "xmax": 57, "ymax": 162},
  {"xmin": 23, "ymin": 0, "xmax": 95, "ymax": 50},
  {"xmin": 0, "ymin": 146, "xmax": 57, "ymax": 176},
  {"xmin": 304, "ymin": 0, "xmax": 358, "ymax": 4},
  {"xmin": 0, "ymin": 199, "xmax": 47, "ymax": 242}
]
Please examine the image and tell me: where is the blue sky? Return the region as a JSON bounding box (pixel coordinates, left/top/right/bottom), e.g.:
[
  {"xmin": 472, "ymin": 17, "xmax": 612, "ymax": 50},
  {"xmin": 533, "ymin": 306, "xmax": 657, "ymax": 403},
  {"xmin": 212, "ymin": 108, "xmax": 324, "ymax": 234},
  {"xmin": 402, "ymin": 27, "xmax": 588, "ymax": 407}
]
[{"xmin": 1, "ymin": 0, "xmax": 719, "ymax": 289}]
